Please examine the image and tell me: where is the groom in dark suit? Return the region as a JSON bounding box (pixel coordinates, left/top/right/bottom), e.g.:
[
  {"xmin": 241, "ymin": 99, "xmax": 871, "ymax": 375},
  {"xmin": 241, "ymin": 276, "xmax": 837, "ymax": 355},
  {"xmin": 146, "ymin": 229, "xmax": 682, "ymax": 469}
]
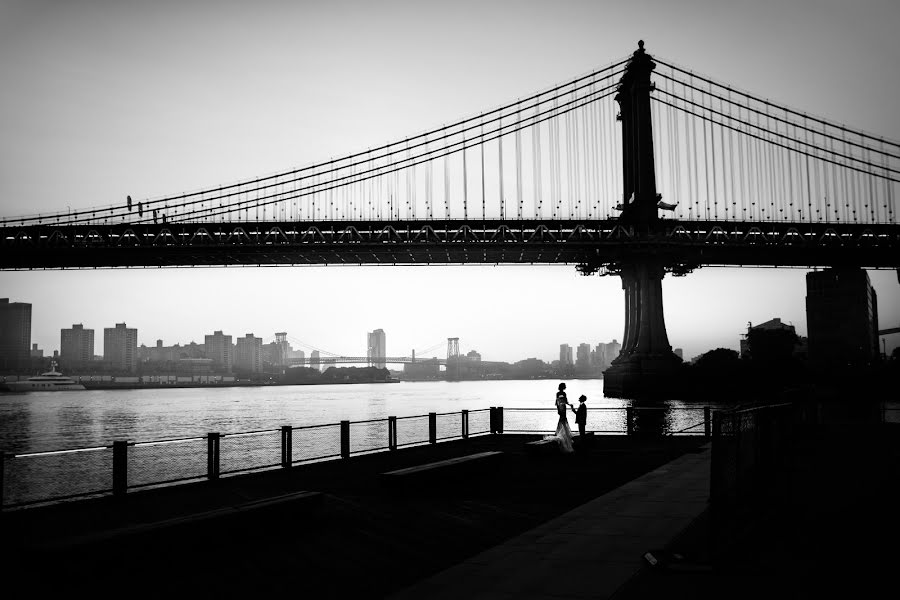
[{"xmin": 574, "ymin": 395, "xmax": 587, "ymax": 436}]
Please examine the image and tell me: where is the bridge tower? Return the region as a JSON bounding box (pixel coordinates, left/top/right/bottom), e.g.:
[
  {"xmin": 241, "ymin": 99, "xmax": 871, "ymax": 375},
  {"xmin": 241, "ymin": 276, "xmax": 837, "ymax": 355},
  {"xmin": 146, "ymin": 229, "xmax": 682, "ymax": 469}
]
[
  {"xmin": 446, "ymin": 337, "xmax": 460, "ymax": 381},
  {"xmin": 602, "ymin": 41, "xmax": 681, "ymax": 398}
]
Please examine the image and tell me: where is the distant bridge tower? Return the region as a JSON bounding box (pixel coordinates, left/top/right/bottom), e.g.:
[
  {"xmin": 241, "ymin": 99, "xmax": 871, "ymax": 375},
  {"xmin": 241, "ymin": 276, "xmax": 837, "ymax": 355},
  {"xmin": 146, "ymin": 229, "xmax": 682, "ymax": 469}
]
[
  {"xmin": 602, "ymin": 41, "xmax": 681, "ymax": 398},
  {"xmin": 274, "ymin": 332, "xmax": 288, "ymax": 366},
  {"xmin": 446, "ymin": 337, "xmax": 460, "ymax": 381}
]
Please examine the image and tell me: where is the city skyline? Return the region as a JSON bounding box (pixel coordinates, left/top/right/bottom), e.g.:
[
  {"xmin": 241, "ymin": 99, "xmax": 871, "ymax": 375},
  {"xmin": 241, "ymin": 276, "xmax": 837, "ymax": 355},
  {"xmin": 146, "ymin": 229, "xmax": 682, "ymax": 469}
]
[
  {"xmin": 1, "ymin": 1, "xmax": 898, "ymax": 364},
  {"xmin": 15, "ymin": 304, "xmax": 630, "ymax": 367}
]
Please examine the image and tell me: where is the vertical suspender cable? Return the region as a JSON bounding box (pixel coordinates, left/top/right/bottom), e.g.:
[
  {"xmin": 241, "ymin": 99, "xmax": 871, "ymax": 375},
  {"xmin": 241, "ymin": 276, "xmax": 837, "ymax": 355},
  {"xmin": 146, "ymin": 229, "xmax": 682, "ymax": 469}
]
[
  {"xmin": 463, "ymin": 127, "xmax": 468, "ymax": 221},
  {"xmin": 479, "ymin": 118, "xmax": 485, "ymax": 221},
  {"xmin": 444, "ymin": 152, "xmax": 451, "ymax": 220},
  {"xmin": 516, "ymin": 109, "xmax": 523, "ymax": 219},
  {"xmin": 598, "ymin": 94, "xmax": 608, "ymax": 218},
  {"xmin": 786, "ymin": 123, "xmax": 795, "ymax": 221},
  {"xmin": 725, "ymin": 91, "xmax": 735, "ymax": 220},
  {"xmin": 826, "ymin": 136, "xmax": 838, "ymax": 221},
  {"xmin": 533, "ymin": 101, "xmax": 542, "ymax": 218},
  {"xmin": 689, "ymin": 82, "xmax": 699, "ymax": 219},
  {"xmin": 803, "ymin": 115, "xmax": 819, "ymax": 223},
  {"xmin": 701, "ymin": 90, "xmax": 711, "ymax": 220},
  {"xmin": 499, "ymin": 114, "xmax": 505, "ymax": 220},
  {"xmin": 718, "ymin": 95, "xmax": 727, "ymax": 220},
  {"xmin": 881, "ymin": 139, "xmax": 892, "ymax": 223},
  {"xmin": 765, "ymin": 104, "xmax": 776, "ymax": 221},
  {"xmin": 710, "ymin": 94, "xmax": 719, "ymax": 220},
  {"xmin": 866, "ymin": 147, "xmax": 875, "ymax": 222},
  {"xmin": 813, "ymin": 129, "xmax": 823, "ymax": 224}
]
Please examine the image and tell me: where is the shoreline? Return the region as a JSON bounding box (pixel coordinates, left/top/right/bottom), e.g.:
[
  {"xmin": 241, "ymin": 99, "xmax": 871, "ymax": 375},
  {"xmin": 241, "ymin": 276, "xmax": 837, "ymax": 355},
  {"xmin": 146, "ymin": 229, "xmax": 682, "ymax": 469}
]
[{"xmin": 0, "ymin": 378, "xmax": 402, "ymax": 392}]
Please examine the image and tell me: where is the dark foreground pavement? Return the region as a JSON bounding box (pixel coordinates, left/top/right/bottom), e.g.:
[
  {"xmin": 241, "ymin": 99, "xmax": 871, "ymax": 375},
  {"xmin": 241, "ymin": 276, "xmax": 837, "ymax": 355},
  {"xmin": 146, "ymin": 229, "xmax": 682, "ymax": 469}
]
[
  {"xmin": 615, "ymin": 423, "xmax": 900, "ymax": 600},
  {"xmin": 1, "ymin": 434, "xmax": 707, "ymax": 598}
]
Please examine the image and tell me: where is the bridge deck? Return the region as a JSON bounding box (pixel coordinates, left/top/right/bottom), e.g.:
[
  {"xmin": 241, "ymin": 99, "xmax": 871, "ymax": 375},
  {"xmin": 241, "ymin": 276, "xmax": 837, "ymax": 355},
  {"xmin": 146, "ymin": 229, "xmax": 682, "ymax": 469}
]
[{"xmin": 2, "ymin": 219, "xmax": 898, "ymax": 269}]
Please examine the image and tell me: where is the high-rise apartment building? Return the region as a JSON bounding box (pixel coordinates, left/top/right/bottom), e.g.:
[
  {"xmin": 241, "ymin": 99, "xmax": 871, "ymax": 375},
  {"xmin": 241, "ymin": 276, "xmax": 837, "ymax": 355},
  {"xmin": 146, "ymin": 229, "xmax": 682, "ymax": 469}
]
[
  {"xmin": 806, "ymin": 267, "xmax": 879, "ymax": 368},
  {"xmin": 104, "ymin": 323, "xmax": 138, "ymax": 372},
  {"xmin": 309, "ymin": 350, "xmax": 320, "ymax": 371},
  {"xmin": 559, "ymin": 344, "xmax": 574, "ymax": 367},
  {"xmin": 589, "ymin": 340, "xmax": 622, "ymax": 372},
  {"xmin": 61, "ymin": 324, "xmax": 95, "ymax": 369},
  {"xmin": 576, "ymin": 343, "xmax": 592, "ymax": 372},
  {"xmin": 234, "ymin": 334, "xmax": 262, "ymax": 374},
  {"xmin": 0, "ymin": 298, "xmax": 31, "ymax": 371},
  {"xmin": 367, "ymin": 329, "xmax": 386, "ymax": 369},
  {"xmin": 204, "ymin": 330, "xmax": 233, "ymax": 373}
]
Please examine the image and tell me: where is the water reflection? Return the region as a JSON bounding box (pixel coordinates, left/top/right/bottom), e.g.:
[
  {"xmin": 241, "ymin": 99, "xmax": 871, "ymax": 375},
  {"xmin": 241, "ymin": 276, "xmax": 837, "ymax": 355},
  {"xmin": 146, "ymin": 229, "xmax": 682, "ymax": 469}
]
[
  {"xmin": 0, "ymin": 401, "xmax": 32, "ymax": 453},
  {"xmin": 57, "ymin": 405, "xmax": 99, "ymax": 447},
  {"xmin": 629, "ymin": 400, "xmax": 671, "ymax": 436}
]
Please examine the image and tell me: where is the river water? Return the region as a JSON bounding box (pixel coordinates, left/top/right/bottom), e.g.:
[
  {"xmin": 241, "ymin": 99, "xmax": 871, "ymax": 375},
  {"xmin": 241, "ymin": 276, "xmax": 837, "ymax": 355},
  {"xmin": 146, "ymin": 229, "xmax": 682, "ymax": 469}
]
[{"xmin": 0, "ymin": 379, "xmax": 717, "ymax": 454}]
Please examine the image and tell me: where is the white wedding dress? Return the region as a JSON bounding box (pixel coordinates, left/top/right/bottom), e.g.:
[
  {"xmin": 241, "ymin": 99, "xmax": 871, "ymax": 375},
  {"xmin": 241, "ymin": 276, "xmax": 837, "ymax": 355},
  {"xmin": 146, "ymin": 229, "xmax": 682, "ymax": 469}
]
[{"xmin": 544, "ymin": 398, "xmax": 575, "ymax": 453}]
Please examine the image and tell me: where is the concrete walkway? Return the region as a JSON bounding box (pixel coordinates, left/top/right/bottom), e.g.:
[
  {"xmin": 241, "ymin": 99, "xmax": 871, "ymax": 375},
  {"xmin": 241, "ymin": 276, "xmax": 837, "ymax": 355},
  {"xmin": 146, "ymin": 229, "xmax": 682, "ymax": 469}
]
[{"xmin": 390, "ymin": 444, "xmax": 710, "ymax": 600}]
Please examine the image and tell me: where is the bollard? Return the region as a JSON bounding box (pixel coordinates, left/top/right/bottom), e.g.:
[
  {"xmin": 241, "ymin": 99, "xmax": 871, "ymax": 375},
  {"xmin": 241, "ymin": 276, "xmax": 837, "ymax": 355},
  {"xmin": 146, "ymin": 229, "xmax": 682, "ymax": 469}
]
[
  {"xmin": 462, "ymin": 410, "xmax": 469, "ymax": 439},
  {"xmin": 340, "ymin": 420, "xmax": 350, "ymax": 459},
  {"xmin": 626, "ymin": 407, "xmax": 634, "ymax": 436},
  {"xmin": 281, "ymin": 426, "xmax": 292, "ymax": 468},
  {"xmin": 112, "ymin": 440, "xmax": 129, "ymax": 497},
  {"xmin": 207, "ymin": 432, "xmax": 221, "ymax": 480},
  {"xmin": 428, "ymin": 413, "xmax": 437, "ymax": 444},
  {"xmin": 496, "ymin": 407, "xmax": 504, "ymax": 434},
  {"xmin": 704, "ymin": 407, "xmax": 712, "ymax": 437},
  {"xmin": 388, "ymin": 416, "xmax": 397, "ymax": 451}
]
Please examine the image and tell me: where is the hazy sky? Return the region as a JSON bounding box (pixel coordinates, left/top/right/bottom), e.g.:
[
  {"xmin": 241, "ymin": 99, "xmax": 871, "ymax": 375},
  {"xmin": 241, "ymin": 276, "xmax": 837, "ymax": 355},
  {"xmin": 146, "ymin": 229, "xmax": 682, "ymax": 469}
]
[{"xmin": 1, "ymin": 0, "xmax": 898, "ymax": 362}]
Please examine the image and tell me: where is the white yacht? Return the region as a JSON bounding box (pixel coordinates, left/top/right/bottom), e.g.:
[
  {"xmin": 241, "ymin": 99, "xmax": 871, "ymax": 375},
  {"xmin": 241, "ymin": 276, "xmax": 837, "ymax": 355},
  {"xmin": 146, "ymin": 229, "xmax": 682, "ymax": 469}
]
[{"xmin": 5, "ymin": 362, "xmax": 85, "ymax": 391}]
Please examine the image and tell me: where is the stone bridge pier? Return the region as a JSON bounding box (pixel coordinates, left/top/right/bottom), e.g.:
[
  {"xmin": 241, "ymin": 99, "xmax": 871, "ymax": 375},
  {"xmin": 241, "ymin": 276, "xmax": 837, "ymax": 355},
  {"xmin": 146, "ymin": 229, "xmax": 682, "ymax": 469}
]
[{"xmin": 603, "ymin": 261, "xmax": 682, "ymax": 398}]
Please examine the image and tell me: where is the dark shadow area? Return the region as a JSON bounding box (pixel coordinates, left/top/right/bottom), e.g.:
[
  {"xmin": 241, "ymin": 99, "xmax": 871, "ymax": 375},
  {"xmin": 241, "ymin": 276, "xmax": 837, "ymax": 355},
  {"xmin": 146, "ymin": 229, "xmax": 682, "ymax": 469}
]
[
  {"xmin": 1, "ymin": 434, "xmax": 705, "ymax": 598},
  {"xmin": 615, "ymin": 418, "xmax": 900, "ymax": 598}
]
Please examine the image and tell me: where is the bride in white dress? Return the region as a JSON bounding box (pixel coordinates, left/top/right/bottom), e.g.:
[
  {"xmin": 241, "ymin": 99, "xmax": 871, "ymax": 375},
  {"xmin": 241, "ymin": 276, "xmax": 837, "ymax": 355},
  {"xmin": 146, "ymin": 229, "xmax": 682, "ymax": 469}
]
[{"xmin": 545, "ymin": 385, "xmax": 575, "ymax": 453}]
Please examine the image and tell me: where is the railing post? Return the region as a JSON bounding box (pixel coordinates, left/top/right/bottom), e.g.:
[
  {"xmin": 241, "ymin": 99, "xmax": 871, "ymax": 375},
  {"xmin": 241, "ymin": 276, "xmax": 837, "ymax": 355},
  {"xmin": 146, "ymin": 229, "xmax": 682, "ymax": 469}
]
[
  {"xmin": 496, "ymin": 407, "xmax": 504, "ymax": 434},
  {"xmin": 1, "ymin": 451, "xmax": 7, "ymax": 510},
  {"xmin": 489, "ymin": 407, "xmax": 496, "ymax": 434},
  {"xmin": 112, "ymin": 440, "xmax": 128, "ymax": 497},
  {"xmin": 340, "ymin": 420, "xmax": 350, "ymax": 459},
  {"xmin": 710, "ymin": 411, "xmax": 722, "ymax": 503},
  {"xmin": 281, "ymin": 426, "xmax": 292, "ymax": 468},
  {"xmin": 207, "ymin": 432, "xmax": 220, "ymax": 480},
  {"xmin": 428, "ymin": 413, "xmax": 437, "ymax": 444},
  {"xmin": 626, "ymin": 407, "xmax": 634, "ymax": 435},
  {"xmin": 388, "ymin": 416, "xmax": 397, "ymax": 451},
  {"xmin": 462, "ymin": 410, "xmax": 469, "ymax": 439},
  {"xmin": 704, "ymin": 406, "xmax": 712, "ymax": 438},
  {"xmin": 732, "ymin": 412, "xmax": 741, "ymax": 499}
]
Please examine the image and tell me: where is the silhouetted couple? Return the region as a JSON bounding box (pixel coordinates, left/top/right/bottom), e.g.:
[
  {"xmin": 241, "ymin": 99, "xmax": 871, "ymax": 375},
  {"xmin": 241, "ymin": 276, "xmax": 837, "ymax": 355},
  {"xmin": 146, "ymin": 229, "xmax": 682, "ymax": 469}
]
[{"xmin": 545, "ymin": 383, "xmax": 587, "ymax": 453}]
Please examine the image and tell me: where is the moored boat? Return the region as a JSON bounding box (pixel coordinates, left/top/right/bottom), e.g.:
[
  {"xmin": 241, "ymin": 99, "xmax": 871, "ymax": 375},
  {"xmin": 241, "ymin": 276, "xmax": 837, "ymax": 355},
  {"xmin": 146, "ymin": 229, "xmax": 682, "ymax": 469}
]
[{"xmin": 5, "ymin": 362, "xmax": 85, "ymax": 391}]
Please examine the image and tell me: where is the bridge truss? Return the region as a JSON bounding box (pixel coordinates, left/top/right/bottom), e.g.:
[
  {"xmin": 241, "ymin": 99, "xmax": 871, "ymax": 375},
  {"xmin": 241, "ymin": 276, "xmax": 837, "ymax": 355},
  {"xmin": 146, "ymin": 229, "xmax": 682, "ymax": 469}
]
[{"xmin": 2, "ymin": 218, "xmax": 896, "ymax": 270}]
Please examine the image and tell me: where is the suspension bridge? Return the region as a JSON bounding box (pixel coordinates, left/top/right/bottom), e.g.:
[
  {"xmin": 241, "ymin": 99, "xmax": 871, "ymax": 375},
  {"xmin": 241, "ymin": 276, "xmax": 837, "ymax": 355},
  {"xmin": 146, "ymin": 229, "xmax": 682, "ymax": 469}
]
[
  {"xmin": 268, "ymin": 336, "xmax": 455, "ymax": 368},
  {"xmin": 2, "ymin": 41, "xmax": 898, "ymax": 396}
]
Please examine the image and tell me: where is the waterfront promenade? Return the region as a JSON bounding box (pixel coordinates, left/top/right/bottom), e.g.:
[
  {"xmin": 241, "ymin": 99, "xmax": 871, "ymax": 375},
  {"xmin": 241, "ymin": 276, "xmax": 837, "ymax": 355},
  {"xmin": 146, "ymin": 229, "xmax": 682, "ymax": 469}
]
[
  {"xmin": 4, "ymin": 402, "xmax": 896, "ymax": 598},
  {"xmin": 2, "ymin": 433, "xmax": 706, "ymax": 597}
]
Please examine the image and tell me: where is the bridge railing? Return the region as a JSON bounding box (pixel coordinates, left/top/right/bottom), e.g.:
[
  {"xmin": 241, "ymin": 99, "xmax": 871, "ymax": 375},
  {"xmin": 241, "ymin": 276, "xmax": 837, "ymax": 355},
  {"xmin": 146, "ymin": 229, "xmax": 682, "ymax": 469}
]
[{"xmin": 1, "ymin": 405, "xmax": 716, "ymax": 510}]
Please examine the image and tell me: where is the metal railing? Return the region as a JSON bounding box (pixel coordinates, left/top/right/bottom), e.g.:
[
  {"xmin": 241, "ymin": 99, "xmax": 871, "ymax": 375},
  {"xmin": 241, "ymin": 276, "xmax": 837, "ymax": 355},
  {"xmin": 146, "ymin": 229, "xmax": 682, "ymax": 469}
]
[
  {"xmin": 503, "ymin": 406, "xmax": 712, "ymax": 436},
  {"xmin": 1, "ymin": 405, "xmax": 715, "ymax": 510},
  {"xmin": 710, "ymin": 402, "xmax": 797, "ymax": 508}
]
